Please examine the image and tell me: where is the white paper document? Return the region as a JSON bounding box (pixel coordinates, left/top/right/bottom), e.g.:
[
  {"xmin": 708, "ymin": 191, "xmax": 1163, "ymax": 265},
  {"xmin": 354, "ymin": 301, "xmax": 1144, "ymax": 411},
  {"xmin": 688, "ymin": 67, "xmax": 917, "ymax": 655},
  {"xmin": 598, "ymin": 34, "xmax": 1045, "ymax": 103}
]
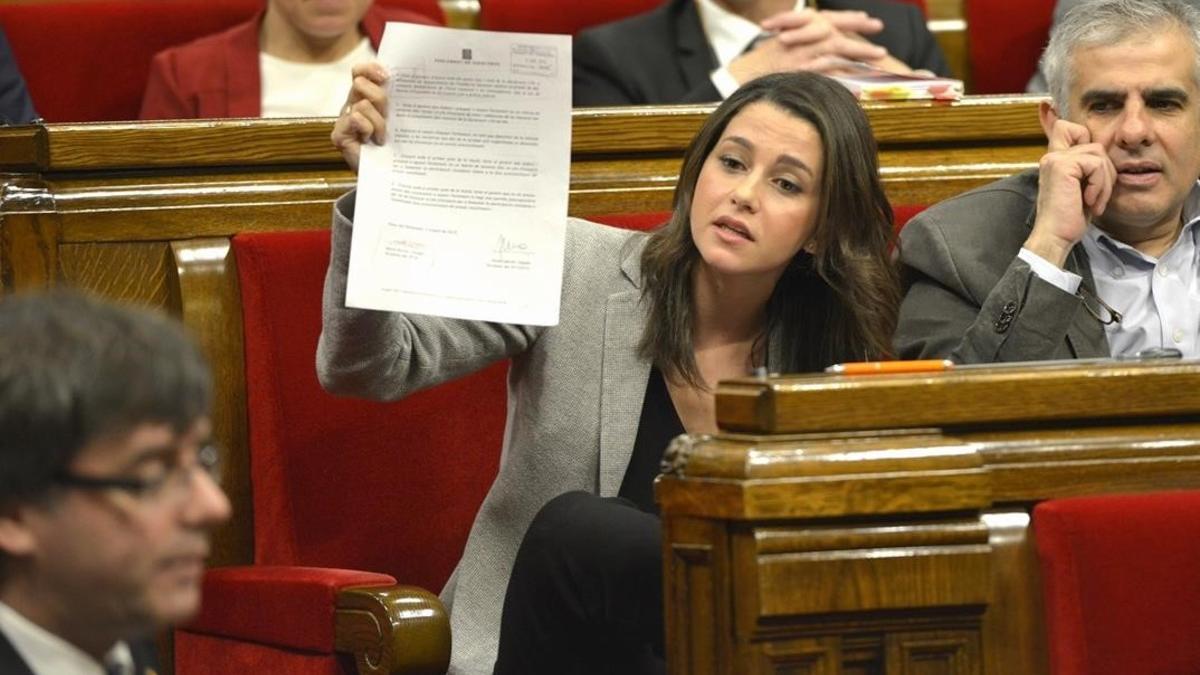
[{"xmin": 347, "ymin": 23, "xmax": 572, "ymax": 325}]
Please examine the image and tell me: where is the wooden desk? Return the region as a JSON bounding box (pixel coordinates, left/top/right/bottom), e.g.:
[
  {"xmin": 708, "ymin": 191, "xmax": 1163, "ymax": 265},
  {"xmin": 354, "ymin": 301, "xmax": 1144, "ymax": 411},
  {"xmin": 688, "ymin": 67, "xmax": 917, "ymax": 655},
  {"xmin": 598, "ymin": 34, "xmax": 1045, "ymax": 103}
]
[
  {"xmin": 657, "ymin": 362, "xmax": 1200, "ymax": 674},
  {"xmin": 0, "ymin": 96, "xmax": 1047, "ymax": 570}
]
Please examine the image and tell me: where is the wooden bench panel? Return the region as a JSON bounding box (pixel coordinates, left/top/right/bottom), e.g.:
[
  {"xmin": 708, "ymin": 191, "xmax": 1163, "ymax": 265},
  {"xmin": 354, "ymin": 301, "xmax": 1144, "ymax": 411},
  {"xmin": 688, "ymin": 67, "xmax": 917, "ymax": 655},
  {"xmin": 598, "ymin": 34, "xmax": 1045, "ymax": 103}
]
[{"xmin": 658, "ymin": 365, "xmax": 1200, "ymax": 675}]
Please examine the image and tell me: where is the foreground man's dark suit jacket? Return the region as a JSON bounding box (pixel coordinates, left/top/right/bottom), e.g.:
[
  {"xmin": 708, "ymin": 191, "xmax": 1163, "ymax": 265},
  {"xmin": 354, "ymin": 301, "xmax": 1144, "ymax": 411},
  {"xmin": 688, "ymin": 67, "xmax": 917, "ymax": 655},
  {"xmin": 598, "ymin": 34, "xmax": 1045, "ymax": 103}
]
[{"xmin": 0, "ymin": 630, "xmax": 159, "ymax": 675}]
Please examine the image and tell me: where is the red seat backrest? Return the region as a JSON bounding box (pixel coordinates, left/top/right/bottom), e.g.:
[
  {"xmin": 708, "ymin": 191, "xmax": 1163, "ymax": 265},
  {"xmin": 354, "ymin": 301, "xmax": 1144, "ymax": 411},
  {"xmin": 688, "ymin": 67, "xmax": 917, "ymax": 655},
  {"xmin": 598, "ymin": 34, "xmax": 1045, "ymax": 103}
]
[
  {"xmin": 233, "ymin": 214, "xmax": 670, "ymax": 590},
  {"xmin": 892, "ymin": 203, "xmax": 926, "ymax": 233},
  {"xmin": 965, "ymin": 0, "xmax": 1056, "ymax": 94},
  {"xmin": 589, "ymin": 211, "xmax": 671, "ymax": 231},
  {"xmin": 233, "ymin": 229, "xmax": 504, "ymax": 593},
  {"xmin": 0, "ymin": 0, "xmax": 444, "ymax": 123},
  {"xmin": 1033, "ymin": 490, "xmax": 1200, "ymax": 675},
  {"xmin": 589, "ymin": 206, "xmax": 926, "ymax": 237}
]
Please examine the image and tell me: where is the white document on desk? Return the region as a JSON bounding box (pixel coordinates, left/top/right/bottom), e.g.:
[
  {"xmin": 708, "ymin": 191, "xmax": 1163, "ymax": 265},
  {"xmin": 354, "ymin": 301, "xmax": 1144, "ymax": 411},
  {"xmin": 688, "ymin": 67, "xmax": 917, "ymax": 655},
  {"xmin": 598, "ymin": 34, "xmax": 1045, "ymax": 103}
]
[{"xmin": 346, "ymin": 23, "xmax": 571, "ymax": 326}]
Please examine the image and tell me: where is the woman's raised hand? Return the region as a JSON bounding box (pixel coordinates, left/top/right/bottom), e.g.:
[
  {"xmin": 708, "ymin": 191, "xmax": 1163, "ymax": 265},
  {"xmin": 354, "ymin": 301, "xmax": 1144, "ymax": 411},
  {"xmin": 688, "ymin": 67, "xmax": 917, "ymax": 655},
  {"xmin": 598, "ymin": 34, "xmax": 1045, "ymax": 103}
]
[{"xmin": 331, "ymin": 61, "xmax": 390, "ymax": 173}]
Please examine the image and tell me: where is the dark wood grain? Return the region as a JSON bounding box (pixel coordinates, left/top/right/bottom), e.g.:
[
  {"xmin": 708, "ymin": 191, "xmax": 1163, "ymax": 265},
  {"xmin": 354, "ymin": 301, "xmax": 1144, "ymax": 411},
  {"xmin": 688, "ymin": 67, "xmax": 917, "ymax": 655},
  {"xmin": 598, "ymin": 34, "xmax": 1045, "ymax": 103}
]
[{"xmin": 658, "ymin": 363, "xmax": 1200, "ymax": 674}]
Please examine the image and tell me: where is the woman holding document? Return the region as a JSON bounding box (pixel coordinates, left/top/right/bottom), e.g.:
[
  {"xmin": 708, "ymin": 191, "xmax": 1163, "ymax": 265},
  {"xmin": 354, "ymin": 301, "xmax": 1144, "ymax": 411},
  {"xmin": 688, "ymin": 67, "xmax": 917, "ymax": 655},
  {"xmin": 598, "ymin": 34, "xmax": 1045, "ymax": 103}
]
[{"xmin": 324, "ymin": 64, "xmax": 899, "ymax": 674}]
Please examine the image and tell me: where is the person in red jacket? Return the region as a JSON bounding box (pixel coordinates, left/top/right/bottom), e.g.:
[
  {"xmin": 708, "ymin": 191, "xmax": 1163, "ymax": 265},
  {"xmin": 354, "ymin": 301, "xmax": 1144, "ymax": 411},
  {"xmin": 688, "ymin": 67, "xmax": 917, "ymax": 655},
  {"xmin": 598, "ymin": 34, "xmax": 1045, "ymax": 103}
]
[{"xmin": 140, "ymin": 0, "xmax": 437, "ymax": 119}]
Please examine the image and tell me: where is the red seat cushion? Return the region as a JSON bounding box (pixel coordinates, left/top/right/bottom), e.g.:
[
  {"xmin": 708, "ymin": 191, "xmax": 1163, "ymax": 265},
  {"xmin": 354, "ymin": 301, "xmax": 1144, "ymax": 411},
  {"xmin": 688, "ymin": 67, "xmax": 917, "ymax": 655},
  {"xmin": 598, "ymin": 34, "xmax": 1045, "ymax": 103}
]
[
  {"xmin": 186, "ymin": 566, "xmax": 396, "ymax": 652},
  {"xmin": 1034, "ymin": 490, "xmax": 1200, "ymax": 675}
]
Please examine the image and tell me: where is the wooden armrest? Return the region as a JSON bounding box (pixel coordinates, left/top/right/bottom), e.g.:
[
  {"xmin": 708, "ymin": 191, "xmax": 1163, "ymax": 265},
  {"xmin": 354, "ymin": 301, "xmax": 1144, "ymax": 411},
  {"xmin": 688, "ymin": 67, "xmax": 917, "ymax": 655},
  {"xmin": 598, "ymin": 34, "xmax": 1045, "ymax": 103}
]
[{"xmin": 335, "ymin": 585, "xmax": 450, "ymax": 675}]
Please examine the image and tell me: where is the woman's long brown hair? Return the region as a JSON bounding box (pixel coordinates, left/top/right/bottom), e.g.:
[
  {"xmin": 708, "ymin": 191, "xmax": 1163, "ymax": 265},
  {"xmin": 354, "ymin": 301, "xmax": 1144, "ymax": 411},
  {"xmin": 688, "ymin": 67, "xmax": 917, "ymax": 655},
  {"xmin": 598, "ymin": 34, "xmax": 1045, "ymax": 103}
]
[{"xmin": 637, "ymin": 72, "xmax": 900, "ymax": 387}]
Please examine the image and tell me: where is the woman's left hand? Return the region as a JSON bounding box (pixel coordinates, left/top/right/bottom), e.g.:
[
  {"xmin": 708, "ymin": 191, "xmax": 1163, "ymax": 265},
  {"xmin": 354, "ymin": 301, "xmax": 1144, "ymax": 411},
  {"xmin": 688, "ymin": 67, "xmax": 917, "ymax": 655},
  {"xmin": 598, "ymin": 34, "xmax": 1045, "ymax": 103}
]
[{"xmin": 331, "ymin": 61, "xmax": 390, "ymax": 173}]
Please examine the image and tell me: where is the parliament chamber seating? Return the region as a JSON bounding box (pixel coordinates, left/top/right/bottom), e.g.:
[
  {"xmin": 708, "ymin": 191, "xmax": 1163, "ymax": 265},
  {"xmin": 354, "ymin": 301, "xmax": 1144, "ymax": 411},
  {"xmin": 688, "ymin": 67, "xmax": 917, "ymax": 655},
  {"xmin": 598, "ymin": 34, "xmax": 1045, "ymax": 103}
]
[
  {"xmin": 0, "ymin": 0, "xmax": 1062, "ymax": 126},
  {"xmin": 0, "ymin": 97, "xmax": 1051, "ymax": 672},
  {"xmin": 1033, "ymin": 490, "xmax": 1200, "ymax": 675},
  {"xmin": 172, "ymin": 211, "xmax": 929, "ymax": 673},
  {"xmin": 171, "ymin": 208, "xmax": 671, "ymax": 673},
  {"xmin": 173, "ymin": 229, "xmax": 507, "ymax": 674},
  {"xmin": 0, "ymin": 0, "xmax": 445, "ymax": 123}
]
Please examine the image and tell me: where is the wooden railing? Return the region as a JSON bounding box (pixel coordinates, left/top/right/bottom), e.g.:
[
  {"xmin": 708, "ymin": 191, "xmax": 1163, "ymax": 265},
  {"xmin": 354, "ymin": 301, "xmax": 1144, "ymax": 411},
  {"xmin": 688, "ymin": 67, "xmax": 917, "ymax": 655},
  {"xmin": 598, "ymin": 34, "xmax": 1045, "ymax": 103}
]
[{"xmin": 658, "ymin": 361, "xmax": 1200, "ymax": 674}]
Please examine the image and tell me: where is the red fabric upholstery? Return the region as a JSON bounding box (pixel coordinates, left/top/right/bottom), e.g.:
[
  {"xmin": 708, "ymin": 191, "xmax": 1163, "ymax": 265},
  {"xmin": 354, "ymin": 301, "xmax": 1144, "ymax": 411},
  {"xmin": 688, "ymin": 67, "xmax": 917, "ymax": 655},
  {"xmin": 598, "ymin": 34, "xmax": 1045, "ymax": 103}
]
[
  {"xmin": 589, "ymin": 205, "xmax": 926, "ymax": 237},
  {"xmin": 1033, "ymin": 490, "xmax": 1200, "ymax": 675},
  {"xmin": 234, "ymin": 229, "xmax": 505, "ymax": 591},
  {"xmin": 175, "ymin": 630, "xmax": 345, "ymax": 675},
  {"xmin": 589, "ymin": 211, "xmax": 671, "ymax": 231},
  {"xmin": 893, "ymin": 203, "xmax": 926, "ymax": 233},
  {"xmin": 965, "ymin": 0, "xmax": 1056, "ymax": 94},
  {"xmin": 186, "ymin": 566, "xmax": 395, "ymax": 652},
  {"xmin": 0, "ymin": 0, "xmax": 444, "ymax": 123},
  {"xmin": 175, "ymin": 228, "xmax": 506, "ymax": 672}
]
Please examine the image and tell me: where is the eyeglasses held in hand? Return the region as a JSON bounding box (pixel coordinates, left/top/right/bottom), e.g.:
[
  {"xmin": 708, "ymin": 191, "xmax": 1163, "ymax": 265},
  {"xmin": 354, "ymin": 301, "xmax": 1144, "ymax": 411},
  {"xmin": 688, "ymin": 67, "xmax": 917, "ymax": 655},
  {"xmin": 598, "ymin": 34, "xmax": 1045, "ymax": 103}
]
[{"xmin": 1077, "ymin": 287, "xmax": 1123, "ymax": 326}]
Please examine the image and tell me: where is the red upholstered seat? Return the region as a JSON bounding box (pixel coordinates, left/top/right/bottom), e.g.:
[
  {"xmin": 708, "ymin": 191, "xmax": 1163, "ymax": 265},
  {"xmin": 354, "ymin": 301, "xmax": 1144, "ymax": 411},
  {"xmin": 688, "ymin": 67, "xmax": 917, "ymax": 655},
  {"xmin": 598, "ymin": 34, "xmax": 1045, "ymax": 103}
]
[
  {"xmin": 965, "ymin": 0, "xmax": 1056, "ymax": 94},
  {"xmin": 175, "ymin": 228, "xmax": 506, "ymax": 673},
  {"xmin": 0, "ymin": 0, "xmax": 444, "ymax": 123},
  {"xmin": 1033, "ymin": 490, "xmax": 1200, "ymax": 675},
  {"xmin": 177, "ymin": 214, "xmax": 667, "ymax": 672}
]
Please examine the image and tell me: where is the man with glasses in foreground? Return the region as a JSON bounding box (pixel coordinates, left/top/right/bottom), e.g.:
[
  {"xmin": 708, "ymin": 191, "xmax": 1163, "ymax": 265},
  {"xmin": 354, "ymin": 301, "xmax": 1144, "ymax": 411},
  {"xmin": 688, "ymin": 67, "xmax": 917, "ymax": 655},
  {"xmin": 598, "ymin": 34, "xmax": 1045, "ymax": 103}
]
[
  {"xmin": 0, "ymin": 290, "xmax": 231, "ymax": 675},
  {"xmin": 895, "ymin": 0, "xmax": 1200, "ymax": 363}
]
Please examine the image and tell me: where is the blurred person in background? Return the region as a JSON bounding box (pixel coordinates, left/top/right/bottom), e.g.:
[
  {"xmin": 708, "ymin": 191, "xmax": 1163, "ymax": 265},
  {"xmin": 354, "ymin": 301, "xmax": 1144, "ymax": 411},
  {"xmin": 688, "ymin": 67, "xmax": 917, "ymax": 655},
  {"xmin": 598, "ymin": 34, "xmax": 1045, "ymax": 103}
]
[{"xmin": 140, "ymin": 0, "xmax": 435, "ymax": 119}]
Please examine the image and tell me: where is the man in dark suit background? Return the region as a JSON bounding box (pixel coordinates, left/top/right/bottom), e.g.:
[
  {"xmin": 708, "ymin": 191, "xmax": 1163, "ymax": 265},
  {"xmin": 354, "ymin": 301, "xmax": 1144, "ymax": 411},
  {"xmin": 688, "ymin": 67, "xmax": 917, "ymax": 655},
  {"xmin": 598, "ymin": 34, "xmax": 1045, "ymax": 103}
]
[
  {"xmin": 574, "ymin": 0, "xmax": 948, "ymax": 106},
  {"xmin": 0, "ymin": 28, "xmax": 36, "ymax": 125},
  {"xmin": 0, "ymin": 291, "xmax": 231, "ymax": 675}
]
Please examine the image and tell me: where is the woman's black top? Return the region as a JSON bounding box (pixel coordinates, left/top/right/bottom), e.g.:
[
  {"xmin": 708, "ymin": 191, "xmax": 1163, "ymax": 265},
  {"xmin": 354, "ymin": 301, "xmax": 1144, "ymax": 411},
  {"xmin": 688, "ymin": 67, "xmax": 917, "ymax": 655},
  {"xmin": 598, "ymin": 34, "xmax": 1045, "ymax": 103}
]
[{"xmin": 617, "ymin": 366, "xmax": 686, "ymax": 515}]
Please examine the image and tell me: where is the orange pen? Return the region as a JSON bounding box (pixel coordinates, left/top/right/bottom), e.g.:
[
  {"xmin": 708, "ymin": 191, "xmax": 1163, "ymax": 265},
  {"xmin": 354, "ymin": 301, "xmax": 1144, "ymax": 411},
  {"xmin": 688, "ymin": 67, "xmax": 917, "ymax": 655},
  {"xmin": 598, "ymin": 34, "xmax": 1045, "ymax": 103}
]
[{"xmin": 825, "ymin": 359, "xmax": 954, "ymax": 375}]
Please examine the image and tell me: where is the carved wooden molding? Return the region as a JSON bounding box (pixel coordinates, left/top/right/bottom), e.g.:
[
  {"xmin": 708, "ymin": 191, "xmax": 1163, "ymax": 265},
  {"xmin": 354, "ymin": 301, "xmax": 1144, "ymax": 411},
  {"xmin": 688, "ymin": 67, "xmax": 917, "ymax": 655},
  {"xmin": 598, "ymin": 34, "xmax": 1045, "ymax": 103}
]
[
  {"xmin": 334, "ymin": 585, "xmax": 450, "ymax": 675},
  {"xmin": 885, "ymin": 630, "xmax": 982, "ymax": 675}
]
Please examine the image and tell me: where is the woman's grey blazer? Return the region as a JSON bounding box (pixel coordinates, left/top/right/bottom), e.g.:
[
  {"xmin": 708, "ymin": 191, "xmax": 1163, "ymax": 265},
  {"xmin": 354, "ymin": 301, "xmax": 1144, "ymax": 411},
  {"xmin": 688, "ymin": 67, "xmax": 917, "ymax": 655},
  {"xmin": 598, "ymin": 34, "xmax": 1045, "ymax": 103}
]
[{"xmin": 317, "ymin": 191, "xmax": 656, "ymax": 674}]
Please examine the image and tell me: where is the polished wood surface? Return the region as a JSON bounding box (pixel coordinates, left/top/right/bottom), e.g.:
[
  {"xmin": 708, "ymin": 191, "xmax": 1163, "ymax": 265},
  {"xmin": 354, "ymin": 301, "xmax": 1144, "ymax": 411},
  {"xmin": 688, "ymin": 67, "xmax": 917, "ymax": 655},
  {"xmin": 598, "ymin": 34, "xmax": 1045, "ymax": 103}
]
[
  {"xmin": 335, "ymin": 585, "xmax": 451, "ymax": 675},
  {"xmin": 716, "ymin": 360, "xmax": 1200, "ymax": 433},
  {"xmin": 658, "ymin": 362, "xmax": 1200, "ymax": 674}
]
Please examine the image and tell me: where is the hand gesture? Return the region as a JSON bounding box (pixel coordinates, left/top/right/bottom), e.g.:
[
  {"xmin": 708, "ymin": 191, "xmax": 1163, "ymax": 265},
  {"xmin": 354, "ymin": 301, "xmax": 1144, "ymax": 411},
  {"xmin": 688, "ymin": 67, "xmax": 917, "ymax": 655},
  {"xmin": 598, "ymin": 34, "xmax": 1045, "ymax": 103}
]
[
  {"xmin": 729, "ymin": 9, "xmax": 894, "ymax": 84},
  {"xmin": 331, "ymin": 61, "xmax": 389, "ymax": 173},
  {"xmin": 1026, "ymin": 119, "xmax": 1115, "ymax": 267}
]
